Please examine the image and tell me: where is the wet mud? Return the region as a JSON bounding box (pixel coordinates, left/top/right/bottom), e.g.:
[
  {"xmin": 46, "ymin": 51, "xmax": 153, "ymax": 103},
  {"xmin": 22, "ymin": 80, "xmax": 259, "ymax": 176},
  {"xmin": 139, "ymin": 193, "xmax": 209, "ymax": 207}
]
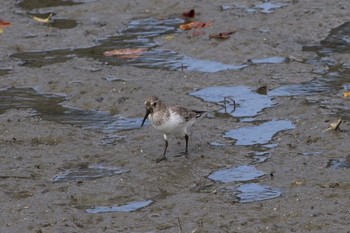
[{"xmin": 1, "ymin": 0, "xmax": 350, "ymax": 232}]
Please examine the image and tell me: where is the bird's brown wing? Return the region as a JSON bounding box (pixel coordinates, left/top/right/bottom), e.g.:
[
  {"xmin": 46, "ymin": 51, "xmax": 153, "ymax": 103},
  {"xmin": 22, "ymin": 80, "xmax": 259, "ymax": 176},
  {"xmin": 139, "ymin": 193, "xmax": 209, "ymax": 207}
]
[{"xmin": 172, "ymin": 106, "xmax": 206, "ymax": 122}]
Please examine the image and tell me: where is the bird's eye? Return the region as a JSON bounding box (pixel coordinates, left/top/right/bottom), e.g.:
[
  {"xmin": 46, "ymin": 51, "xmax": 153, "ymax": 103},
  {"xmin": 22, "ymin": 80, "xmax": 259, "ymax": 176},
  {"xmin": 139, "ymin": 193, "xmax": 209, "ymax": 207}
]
[{"xmin": 152, "ymin": 102, "xmax": 157, "ymax": 106}]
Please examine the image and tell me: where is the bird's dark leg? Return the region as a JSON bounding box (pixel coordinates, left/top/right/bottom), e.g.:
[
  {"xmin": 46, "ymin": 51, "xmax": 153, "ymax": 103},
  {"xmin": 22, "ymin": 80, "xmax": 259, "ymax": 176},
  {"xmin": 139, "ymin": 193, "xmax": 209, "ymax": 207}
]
[
  {"xmin": 156, "ymin": 139, "xmax": 168, "ymax": 163},
  {"xmin": 184, "ymin": 134, "xmax": 189, "ymax": 154},
  {"xmin": 174, "ymin": 134, "xmax": 190, "ymax": 158}
]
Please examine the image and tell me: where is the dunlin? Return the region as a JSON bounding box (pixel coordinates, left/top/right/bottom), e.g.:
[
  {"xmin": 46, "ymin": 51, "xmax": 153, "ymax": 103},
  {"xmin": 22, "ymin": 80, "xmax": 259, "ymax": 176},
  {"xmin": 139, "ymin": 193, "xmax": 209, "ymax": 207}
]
[{"xmin": 141, "ymin": 96, "xmax": 206, "ymax": 163}]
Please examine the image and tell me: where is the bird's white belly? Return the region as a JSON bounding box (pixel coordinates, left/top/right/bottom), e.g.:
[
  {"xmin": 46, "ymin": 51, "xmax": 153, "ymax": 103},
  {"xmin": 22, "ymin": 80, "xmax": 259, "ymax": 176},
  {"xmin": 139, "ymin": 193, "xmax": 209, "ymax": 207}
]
[{"xmin": 151, "ymin": 112, "xmax": 189, "ymax": 137}]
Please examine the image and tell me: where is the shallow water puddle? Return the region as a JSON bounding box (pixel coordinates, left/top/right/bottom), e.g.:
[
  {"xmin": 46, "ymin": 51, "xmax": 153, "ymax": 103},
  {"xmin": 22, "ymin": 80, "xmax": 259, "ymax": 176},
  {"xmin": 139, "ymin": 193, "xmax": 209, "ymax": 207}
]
[
  {"xmin": 11, "ymin": 17, "xmax": 285, "ymax": 72},
  {"xmin": 254, "ymin": 2, "xmax": 289, "ymax": 14},
  {"xmin": 53, "ymin": 164, "xmax": 129, "ymax": 182},
  {"xmin": 236, "ymin": 183, "xmax": 282, "ymax": 203},
  {"xmin": 271, "ymin": 22, "xmax": 350, "ymax": 97},
  {"xmin": 269, "ymin": 68, "xmax": 350, "ymax": 119},
  {"xmin": 208, "ymin": 165, "xmax": 265, "ymax": 183},
  {"xmin": 224, "ymin": 120, "xmax": 294, "ymax": 146},
  {"xmin": 190, "ymin": 86, "xmax": 274, "ymax": 118},
  {"xmin": 303, "ymin": 22, "xmax": 350, "ymax": 54},
  {"xmin": 268, "ymin": 70, "xmax": 347, "ymax": 97},
  {"xmin": 0, "ymin": 87, "xmax": 142, "ymax": 133},
  {"xmin": 221, "ymin": 2, "xmax": 288, "ymax": 14},
  {"xmin": 326, "ymin": 157, "xmax": 350, "ymax": 169},
  {"xmin": 249, "ymin": 56, "xmax": 287, "ymax": 64},
  {"xmin": 86, "ymin": 200, "xmax": 153, "ymax": 213}
]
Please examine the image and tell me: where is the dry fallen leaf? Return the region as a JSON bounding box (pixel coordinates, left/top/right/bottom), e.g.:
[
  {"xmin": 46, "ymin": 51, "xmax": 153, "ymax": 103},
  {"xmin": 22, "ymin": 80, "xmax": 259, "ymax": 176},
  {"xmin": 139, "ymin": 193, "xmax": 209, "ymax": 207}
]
[
  {"xmin": 209, "ymin": 30, "xmax": 236, "ymax": 39},
  {"xmin": 183, "ymin": 9, "xmax": 195, "ymax": 18},
  {"xmin": 33, "ymin": 13, "xmax": 53, "ymax": 23},
  {"xmin": 103, "ymin": 48, "xmax": 147, "ymax": 59},
  {"xmin": 0, "ymin": 20, "xmax": 11, "ymax": 33},
  {"xmin": 179, "ymin": 20, "xmax": 213, "ymax": 30},
  {"xmin": 343, "ymin": 91, "xmax": 350, "ymax": 98}
]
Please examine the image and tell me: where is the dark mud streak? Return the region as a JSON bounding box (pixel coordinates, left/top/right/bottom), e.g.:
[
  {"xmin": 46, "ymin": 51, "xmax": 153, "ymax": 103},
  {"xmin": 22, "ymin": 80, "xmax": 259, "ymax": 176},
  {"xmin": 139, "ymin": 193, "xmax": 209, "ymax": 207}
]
[
  {"xmin": 10, "ymin": 17, "xmax": 283, "ymax": 72},
  {"xmin": 0, "ymin": 87, "xmax": 142, "ymax": 133},
  {"xmin": 18, "ymin": 0, "xmax": 83, "ymax": 10}
]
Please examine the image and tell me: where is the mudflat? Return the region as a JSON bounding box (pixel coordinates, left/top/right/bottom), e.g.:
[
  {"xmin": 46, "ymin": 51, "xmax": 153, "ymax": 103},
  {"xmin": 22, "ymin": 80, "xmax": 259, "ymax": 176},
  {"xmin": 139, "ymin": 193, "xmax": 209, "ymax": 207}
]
[{"xmin": 1, "ymin": 1, "xmax": 350, "ymax": 232}]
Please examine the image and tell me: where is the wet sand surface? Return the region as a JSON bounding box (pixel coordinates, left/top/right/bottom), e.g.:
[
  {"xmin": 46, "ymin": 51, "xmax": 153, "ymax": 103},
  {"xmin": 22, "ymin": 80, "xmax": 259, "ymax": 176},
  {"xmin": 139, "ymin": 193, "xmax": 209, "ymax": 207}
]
[{"xmin": 1, "ymin": 0, "xmax": 350, "ymax": 232}]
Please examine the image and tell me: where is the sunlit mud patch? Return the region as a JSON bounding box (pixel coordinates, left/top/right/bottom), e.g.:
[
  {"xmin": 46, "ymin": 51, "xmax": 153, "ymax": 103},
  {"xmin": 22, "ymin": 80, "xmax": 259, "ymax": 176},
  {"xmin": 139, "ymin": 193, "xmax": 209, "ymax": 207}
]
[
  {"xmin": 0, "ymin": 88, "xmax": 142, "ymax": 133},
  {"xmin": 233, "ymin": 183, "xmax": 282, "ymax": 203},
  {"xmin": 18, "ymin": 0, "xmax": 83, "ymax": 10},
  {"xmin": 52, "ymin": 164, "xmax": 129, "ymax": 182},
  {"xmin": 224, "ymin": 120, "xmax": 294, "ymax": 146},
  {"xmin": 190, "ymin": 86, "xmax": 274, "ymax": 119},
  {"xmin": 208, "ymin": 165, "xmax": 265, "ymax": 183},
  {"xmin": 85, "ymin": 200, "xmax": 153, "ymax": 213},
  {"xmin": 326, "ymin": 156, "xmax": 350, "ymax": 169}
]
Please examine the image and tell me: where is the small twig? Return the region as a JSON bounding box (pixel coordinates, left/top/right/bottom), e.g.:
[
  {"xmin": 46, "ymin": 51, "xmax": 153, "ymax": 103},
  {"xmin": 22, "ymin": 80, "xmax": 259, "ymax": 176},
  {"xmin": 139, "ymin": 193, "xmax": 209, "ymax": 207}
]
[{"xmin": 177, "ymin": 217, "xmax": 183, "ymax": 233}]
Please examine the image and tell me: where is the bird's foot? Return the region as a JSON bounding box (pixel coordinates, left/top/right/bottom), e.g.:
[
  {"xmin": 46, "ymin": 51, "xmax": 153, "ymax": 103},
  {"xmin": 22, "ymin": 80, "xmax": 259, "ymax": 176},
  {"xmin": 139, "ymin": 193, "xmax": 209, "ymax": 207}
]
[
  {"xmin": 174, "ymin": 151, "xmax": 189, "ymax": 158},
  {"xmin": 155, "ymin": 156, "xmax": 167, "ymax": 163}
]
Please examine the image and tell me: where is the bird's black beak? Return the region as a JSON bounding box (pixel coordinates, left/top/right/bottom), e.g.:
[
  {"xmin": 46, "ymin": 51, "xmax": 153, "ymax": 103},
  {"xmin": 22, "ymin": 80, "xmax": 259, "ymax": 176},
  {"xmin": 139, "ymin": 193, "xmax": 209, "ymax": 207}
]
[{"xmin": 141, "ymin": 109, "xmax": 150, "ymax": 127}]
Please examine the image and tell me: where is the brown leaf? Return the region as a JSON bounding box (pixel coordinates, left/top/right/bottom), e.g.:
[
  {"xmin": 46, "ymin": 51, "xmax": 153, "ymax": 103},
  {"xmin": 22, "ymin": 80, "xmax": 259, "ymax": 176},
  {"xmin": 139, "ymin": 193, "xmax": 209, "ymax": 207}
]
[
  {"xmin": 209, "ymin": 30, "xmax": 236, "ymax": 39},
  {"xmin": 343, "ymin": 91, "xmax": 350, "ymax": 98},
  {"xmin": 183, "ymin": 9, "xmax": 195, "ymax": 18},
  {"xmin": 103, "ymin": 48, "xmax": 147, "ymax": 59}
]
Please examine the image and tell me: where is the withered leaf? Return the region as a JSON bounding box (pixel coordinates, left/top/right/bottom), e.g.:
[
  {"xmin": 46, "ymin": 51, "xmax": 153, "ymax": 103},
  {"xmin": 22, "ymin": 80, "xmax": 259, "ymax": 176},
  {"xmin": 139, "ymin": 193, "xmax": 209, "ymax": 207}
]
[
  {"xmin": 103, "ymin": 48, "xmax": 147, "ymax": 59},
  {"xmin": 179, "ymin": 20, "xmax": 213, "ymax": 30}
]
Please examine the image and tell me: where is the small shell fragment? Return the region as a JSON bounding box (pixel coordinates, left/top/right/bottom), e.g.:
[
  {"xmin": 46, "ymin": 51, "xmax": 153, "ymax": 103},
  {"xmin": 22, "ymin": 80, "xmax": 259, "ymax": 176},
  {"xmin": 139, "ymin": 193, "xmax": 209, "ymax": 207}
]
[{"xmin": 322, "ymin": 118, "xmax": 343, "ymax": 132}]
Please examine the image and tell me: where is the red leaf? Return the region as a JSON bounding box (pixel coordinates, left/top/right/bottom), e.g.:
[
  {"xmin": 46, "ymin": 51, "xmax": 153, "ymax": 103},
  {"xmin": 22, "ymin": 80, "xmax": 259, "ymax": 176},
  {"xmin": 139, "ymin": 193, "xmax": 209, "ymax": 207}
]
[{"xmin": 0, "ymin": 20, "xmax": 11, "ymax": 28}]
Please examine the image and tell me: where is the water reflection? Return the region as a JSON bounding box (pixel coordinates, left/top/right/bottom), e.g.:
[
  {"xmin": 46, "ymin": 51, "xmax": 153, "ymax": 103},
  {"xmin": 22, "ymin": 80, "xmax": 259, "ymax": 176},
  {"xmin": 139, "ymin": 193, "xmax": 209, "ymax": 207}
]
[
  {"xmin": 224, "ymin": 120, "xmax": 294, "ymax": 146},
  {"xmin": 86, "ymin": 200, "xmax": 153, "ymax": 213}
]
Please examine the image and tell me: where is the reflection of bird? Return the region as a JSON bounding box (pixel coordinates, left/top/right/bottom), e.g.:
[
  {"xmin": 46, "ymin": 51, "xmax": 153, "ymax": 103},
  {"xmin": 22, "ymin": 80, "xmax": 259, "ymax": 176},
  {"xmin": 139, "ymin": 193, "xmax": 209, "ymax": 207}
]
[{"xmin": 141, "ymin": 96, "xmax": 206, "ymax": 163}]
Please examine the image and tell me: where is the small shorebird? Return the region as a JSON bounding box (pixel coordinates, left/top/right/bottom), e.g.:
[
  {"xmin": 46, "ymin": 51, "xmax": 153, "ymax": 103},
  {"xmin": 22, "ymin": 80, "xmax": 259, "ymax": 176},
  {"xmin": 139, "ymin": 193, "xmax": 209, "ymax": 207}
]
[{"xmin": 141, "ymin": 96, "xmax": 206, "ymax": 163}]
